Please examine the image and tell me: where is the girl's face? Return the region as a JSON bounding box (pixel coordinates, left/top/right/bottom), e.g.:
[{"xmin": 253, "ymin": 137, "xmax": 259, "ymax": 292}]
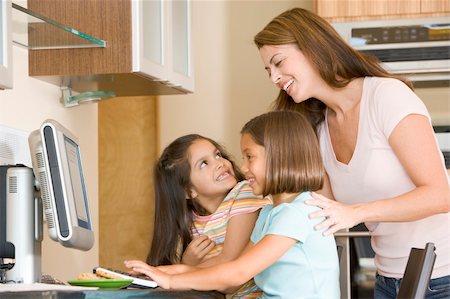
[
  {"xmin": 188, "ymin": 139, "xmax": 237, "ymax": 203},
  {"xmin": 240, "ymin": 133, "xmax": 266, "ymax": 196},
  {"xmin": 259, "ymin": 44, "xmax": 322, "ymax": 103}
]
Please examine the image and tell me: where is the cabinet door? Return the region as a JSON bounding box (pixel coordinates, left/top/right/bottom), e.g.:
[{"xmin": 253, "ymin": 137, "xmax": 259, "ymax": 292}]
[
  {"xmin": 0, "ymin": 0, "xmax": 13, "ymax": 89},
  {"xmin": 134, "ymin": 0, "xmax": 194, "ymax": 93},
  {"xmin": 167, "ymin": 0, "xmax": 194, "ymax": 92},
  {"xmin": 421, "ymin": 0, "xmax": 450, "ymax": 14},
  {"xmin": 316, "ymin": 0, "xmax": 421, "ymax": 21},
  {"xmin": 133, "ymin": 0, "xmax": 168, "ymax": 81}
]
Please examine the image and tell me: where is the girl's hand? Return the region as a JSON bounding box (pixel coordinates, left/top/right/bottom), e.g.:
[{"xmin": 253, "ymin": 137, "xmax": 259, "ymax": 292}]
[
  {"xmin": 124, "ymin": 260, "xmax": 171, "ymax": 289},
  {"xmin": 181, "ymin": 235, "xmax": 215, "ymax": 265},
  {"xmin": 305, "ymin": 192, "xmax": 361, "ymax": 235}
]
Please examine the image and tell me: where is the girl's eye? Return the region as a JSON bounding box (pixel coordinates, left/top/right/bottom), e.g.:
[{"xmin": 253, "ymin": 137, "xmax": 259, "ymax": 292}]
[
  {"xmin": 215, "ymin": 152, "xmax": 222, "ymax": 159},
  {"xmin": 200, "ymin": 161, "xmax": 207, "ymax": 169},
  {"xmin": 274, "ymin": 59, "xmax": 282, "ymax": 67}
]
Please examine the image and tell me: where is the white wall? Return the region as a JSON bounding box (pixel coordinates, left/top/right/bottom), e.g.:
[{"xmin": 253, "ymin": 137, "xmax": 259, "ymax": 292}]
[
  {"xmin": 159, "ymin": 0, "xmax": 311, "ymax": 160},
  {"xmin": 0, "ymin": 46, "xmax": 99, "ymax": 282}
]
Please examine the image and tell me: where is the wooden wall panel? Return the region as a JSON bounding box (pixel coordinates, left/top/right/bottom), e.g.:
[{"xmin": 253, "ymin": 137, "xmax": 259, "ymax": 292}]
[{"xmin": 98, "ymin": 96, "xmax": 157, "ymax": 270}]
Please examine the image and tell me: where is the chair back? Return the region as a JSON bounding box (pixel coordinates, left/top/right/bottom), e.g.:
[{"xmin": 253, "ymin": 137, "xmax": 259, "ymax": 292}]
[{"xmin": 397, "ymin": 242, "xmax": 436, "ymax": 299}]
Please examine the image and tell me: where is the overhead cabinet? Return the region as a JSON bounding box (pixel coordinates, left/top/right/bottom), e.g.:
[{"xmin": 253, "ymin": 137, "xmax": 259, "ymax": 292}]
[
  {"xmin": 316, "ymin": 0, "xmax": 450, "ymax": 21},
  {"xmin": 28, "ymin": 0, "xmax": 194, "ymax": 97}
]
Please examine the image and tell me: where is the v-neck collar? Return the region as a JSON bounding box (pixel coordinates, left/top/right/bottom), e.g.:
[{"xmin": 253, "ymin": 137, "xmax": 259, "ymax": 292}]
[{"xmin": 324, "ymin": 77, "xmax": 368, "ymax": 169}]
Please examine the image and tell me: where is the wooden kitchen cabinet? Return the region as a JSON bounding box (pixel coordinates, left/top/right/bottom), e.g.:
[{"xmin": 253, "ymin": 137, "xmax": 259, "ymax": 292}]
[
  {"xmin": 421, "ymin": 0, "xmax": 450, "ymax": 14},
  {"xmin": 27, "ymin": 0, "xmax": 194, "ymax": 97},
  {"xmin": 316, "ymin": 0, "xmax": 450, "ymax": 22}
]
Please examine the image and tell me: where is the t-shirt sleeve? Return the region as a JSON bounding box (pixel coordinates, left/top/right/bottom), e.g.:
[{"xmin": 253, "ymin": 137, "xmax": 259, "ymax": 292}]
[
  {"xmin": 264, "ymin": 204, "xmax": 311, "ymax": 243},
  {"xmin": 228, "ymin": 181, "xmax": 271, "ymax": 218},
  {"xmin": 372, "ymin": 79, "xmax": 430, "ymax": 138}
]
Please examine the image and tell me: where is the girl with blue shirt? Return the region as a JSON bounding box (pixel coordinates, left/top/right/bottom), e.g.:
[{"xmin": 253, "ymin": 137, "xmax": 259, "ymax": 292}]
[{"xmin": 125, "ymin": 111, "xmax": 340, "ymax": 299}]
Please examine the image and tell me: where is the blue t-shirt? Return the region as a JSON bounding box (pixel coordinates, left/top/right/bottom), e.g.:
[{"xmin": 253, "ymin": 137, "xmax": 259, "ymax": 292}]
[{"xmin": 250, "ymin": 192, "xmax": 340, "ymax": 299}]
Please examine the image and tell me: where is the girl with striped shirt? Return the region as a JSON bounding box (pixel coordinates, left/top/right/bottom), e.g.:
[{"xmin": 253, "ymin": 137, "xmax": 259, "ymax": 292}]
[{"xmin": 147, "ymin": 134, "xmax": 270, "ymax": 298}]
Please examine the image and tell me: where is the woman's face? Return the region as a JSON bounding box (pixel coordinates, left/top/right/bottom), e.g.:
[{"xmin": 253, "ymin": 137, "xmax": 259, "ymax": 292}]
[
  {"xmin": 240, "ymin": 133, "xmax": 266, "ymax": 196},
  {"xmin": 188, "ymin": 139, "xmax": 237, "ymax": 203},
  {"xmin": 259, "ymin": 44, "xmax": 322, "ymax": 103}
]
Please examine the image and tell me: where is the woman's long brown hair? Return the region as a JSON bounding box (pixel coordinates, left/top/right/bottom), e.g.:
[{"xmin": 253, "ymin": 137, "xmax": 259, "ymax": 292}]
[{"xmin": 254, "ymin": 8, "xmax": 412, "ymax": 131}]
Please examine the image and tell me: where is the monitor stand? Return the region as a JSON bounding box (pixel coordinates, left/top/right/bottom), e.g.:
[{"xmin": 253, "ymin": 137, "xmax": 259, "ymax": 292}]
[{"xmin": 5, "ymin": 167, "xmax": 42, "ymax": 283}]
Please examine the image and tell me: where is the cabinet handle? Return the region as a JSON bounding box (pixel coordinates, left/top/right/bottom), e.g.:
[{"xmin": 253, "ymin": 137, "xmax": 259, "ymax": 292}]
[{"xmin": 165, "ymin": 83, "xmax": 181, "ymax": 87}]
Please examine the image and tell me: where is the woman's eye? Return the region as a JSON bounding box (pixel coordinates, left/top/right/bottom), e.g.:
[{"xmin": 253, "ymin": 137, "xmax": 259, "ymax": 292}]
[
  {"xmin": 274, "ymin": 60, "xmax": 282, "ymax": 67},
  {"xmin": 215, "ymin": 152, "xmax": 222, "ymax": 159},
  {"xmin": 200, "ymin": 161, "xmax": 207, "ymax": 168}
]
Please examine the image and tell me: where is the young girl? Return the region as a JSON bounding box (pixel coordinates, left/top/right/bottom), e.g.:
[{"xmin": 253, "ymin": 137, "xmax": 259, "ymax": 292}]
[
  {"xmin": 148, "ymin": 134, "xmax": 270, "ymax": 298},
  {"xmin": 125, "ymin": 111, "xmax": 340, "ymax": 299}
]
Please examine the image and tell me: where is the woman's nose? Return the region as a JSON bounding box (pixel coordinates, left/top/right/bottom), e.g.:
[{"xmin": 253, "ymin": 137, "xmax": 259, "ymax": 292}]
[{"xmin": 271, "ymin": 72, "xmax": 281, "ymax": 84}]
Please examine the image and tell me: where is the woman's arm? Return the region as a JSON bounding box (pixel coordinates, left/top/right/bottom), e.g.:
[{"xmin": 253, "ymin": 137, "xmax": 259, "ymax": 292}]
[
  {"xmin": 307, "ymin": 114, "xmax": 450, "ymax": 235},
  {"xmin": 196, "ymin": 210, "xmax": 260, "ymax": 268},
  {"xmin": 125, "ymin": 234, "xmax": 296, "ymax": 291}
]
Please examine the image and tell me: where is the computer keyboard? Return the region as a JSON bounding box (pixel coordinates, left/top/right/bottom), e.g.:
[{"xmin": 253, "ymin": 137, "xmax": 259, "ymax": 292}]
[
  {"xmin": 41, "ymin": 273, "xmax": 66, "ymax": 285},
  {"xmin": 93, "ymin": 266, "xmax": 157, "ymax": 288}
]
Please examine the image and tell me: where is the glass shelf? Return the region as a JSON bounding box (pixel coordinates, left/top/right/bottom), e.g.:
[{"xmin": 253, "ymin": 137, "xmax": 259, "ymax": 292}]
[{"xmin": 11, "ymin": 3, "xmax": 106, "ymax": 49}]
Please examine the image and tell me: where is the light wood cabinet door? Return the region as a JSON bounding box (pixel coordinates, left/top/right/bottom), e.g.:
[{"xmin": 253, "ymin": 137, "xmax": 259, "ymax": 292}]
[
  {"xmin": 421, "ymin": 0, "xmax": 450, "ymax": 14},
  {"xmin": 316, "ymin": 0, "xmax": 449, "ymax": 21}
]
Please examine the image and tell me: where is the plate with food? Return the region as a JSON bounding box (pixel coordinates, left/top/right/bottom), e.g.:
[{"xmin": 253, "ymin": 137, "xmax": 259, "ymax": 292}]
[{"xmin": 68, "ymin": 273, "xmax": 133, "ymax": 289}]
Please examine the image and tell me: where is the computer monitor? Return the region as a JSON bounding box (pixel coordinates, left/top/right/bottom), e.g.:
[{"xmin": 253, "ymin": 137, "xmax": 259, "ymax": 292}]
[{"xmin": 28, "ymin": 119, "xmax": 94, "ymax": 251}]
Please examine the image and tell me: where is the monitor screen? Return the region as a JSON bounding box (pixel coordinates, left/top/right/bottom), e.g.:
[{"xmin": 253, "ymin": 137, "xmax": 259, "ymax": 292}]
[{"xmin": 28, "ymin": 119, "xmax": 94, "ymax": 251}]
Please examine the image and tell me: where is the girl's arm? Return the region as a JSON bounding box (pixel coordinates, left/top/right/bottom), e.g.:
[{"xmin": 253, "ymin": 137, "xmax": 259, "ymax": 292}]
[
  {"xmin": 196, "ymin": 210, "xmax": 260, "ymax": 267},
  {"xmin": 307, "ymin": 114, "xmax": 450, "ymax": 235},
  {"xmin": 125, "ymin": 234, "xmax": 296, "ymax": 291}
]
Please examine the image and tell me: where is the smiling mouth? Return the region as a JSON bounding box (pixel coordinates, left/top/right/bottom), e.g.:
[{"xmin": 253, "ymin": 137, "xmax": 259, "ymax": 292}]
[
  {"xmin": 283, "ymin": 79, "xmax": 294, "ymax": 91},
  {"xmin": 216, "ymin": 171, "xmax": 231, "ymax": 181}
]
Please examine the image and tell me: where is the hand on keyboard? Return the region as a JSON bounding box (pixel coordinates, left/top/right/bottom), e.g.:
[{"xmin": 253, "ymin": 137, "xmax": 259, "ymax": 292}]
[{"xmin": 93, "ymin": 267, "xmax": 157, "ymax": 288}]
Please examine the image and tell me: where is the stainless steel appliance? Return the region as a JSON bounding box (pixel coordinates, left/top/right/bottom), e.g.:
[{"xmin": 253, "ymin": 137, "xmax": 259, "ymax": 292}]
[
  {"xmin": 333, "ymin": 17, "xmax": 450, "ymax": 84},
  {"xmin": 435, "ymin": 126, "xmax": 450, "ymax": 173}
]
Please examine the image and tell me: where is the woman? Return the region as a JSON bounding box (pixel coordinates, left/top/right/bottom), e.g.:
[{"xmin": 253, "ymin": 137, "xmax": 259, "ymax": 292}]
[{"xmin": 254, "ymin": 7, "xmax": 450, "ymax": 299}]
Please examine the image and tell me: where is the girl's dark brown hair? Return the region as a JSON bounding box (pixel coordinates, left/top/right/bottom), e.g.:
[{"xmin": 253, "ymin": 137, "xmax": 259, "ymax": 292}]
[
  {"xmin": 147, "ymin": 134, "xmax": 244, "ymax": 266},
  {"xmin": 241, "ymin": 111, "xmax": 324, "ymax": 197},
  {"xmin": 254, "ymin": 8, "xmax": 412, "ymax": 131}
]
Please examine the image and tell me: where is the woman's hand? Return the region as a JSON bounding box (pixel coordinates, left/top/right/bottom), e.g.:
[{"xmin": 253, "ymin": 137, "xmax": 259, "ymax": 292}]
[
  {"xmin": 181, "ymin": 235, "xmax": 215, "ymax": 265},
  {"xmin": 124, "ymin": 260, "xmax": 173, "ymax": 289},
  {"xmin": 305, "ymin": 192, "xmax": 362, "ymax": 235}
]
